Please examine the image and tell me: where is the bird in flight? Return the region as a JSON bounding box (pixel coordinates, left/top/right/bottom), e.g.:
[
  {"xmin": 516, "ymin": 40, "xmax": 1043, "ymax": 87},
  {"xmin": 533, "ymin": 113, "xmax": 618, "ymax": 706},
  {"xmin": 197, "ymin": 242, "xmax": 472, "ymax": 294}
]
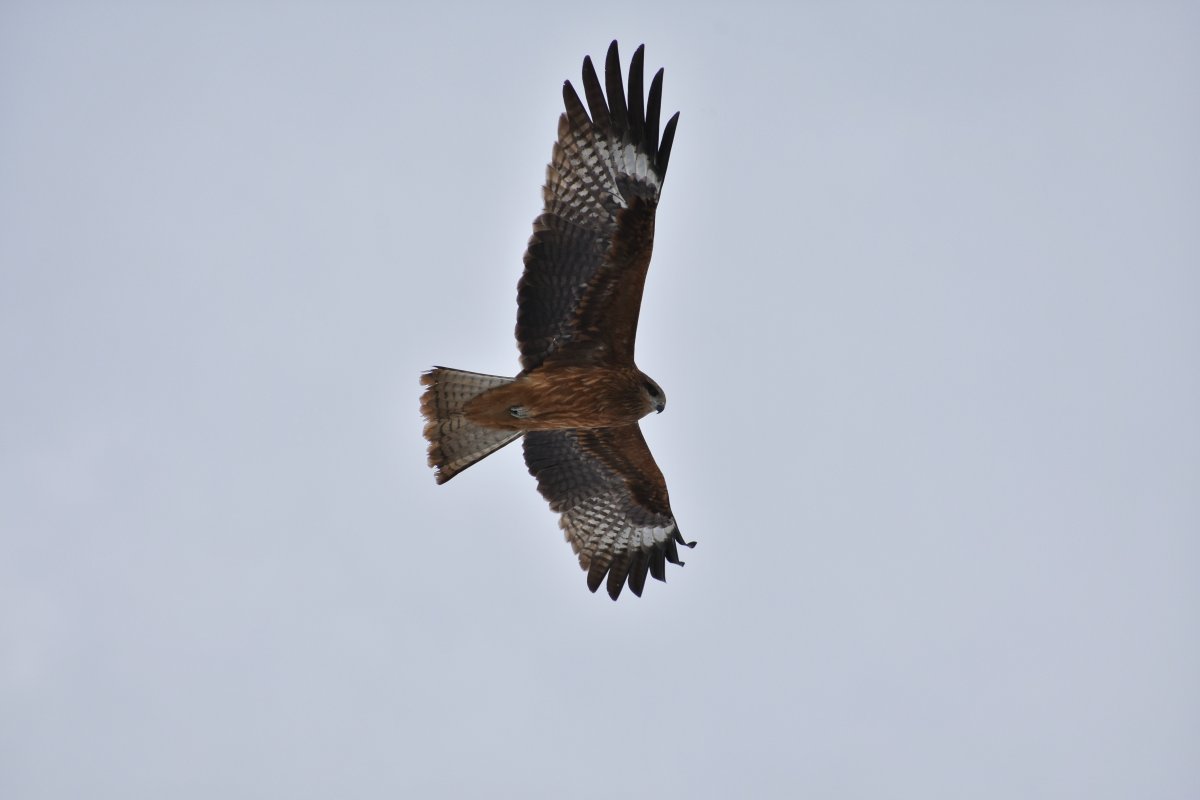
[{"xmin": 420, "ymin": 41, "xmax": 693, "ymax": 600}]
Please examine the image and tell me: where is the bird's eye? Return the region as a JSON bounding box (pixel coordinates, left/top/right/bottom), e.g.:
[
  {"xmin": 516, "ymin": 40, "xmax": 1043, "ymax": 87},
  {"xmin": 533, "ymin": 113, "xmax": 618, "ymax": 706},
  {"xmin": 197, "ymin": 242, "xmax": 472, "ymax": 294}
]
[{"xmin": 643, "ymin": 381, "xmax": 660, "ymax": 398}]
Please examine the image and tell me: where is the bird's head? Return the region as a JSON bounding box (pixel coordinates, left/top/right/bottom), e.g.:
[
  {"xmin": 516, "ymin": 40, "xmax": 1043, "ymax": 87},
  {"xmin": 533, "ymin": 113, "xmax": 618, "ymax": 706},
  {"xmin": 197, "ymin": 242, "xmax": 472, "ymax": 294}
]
[{"xmin": 640, "ymin": 374, "xmax": 666, "ymax": 415}]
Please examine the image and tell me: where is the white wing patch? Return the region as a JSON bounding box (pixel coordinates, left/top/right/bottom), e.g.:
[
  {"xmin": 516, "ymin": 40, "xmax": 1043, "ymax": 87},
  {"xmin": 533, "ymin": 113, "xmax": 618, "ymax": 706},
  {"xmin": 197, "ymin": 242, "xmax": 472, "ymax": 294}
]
[
  {"xmin": 560, "ymin": 489, "xmax": 677, "ymax": 567},
  {"xmin": 545, "ymin": 119, "xmax": 664, "ymax": 234}
]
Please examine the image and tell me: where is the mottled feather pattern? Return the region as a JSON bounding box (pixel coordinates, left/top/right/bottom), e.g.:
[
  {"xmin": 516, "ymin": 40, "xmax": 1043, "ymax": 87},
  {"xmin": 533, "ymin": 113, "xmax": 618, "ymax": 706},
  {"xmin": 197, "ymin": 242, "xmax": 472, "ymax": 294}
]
[
  {"xmin": 517, "ymin": 41, "xmax": 679, "ymax": 372},
  {"xmin": 524, "ymin": 427, "xmax": 693, "ymax": 600}
]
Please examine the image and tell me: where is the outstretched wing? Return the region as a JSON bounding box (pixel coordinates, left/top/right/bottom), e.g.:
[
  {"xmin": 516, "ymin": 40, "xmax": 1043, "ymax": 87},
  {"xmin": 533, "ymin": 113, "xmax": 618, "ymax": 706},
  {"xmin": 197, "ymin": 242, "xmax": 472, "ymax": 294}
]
[
  {"xmin": 523, "ymin": 426, "xmax": 694, "ymax": 600},
  {"xmin": 517, "ymin": 41, "xmax": 680, "ymax": 372}
]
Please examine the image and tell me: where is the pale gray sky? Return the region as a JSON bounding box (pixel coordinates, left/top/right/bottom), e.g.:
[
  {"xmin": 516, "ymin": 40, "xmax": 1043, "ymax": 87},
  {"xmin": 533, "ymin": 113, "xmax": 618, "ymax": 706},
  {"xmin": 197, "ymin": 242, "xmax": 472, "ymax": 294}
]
[{"xmin": 2, "ymin": 2, "xmax": 1198, "ymax": 798}]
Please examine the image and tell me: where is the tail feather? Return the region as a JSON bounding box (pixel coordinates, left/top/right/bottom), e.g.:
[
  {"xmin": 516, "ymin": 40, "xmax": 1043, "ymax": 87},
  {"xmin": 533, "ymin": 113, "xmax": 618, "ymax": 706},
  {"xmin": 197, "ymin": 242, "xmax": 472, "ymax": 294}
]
[{"xmin": 420, "ymin": 367, "xmax": 521, "ymax": 483}]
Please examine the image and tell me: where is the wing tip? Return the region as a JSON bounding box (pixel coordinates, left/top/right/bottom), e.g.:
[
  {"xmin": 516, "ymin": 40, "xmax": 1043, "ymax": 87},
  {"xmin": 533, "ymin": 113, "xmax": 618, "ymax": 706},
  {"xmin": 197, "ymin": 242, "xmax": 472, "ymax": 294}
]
[
  {"xmin": 579, "ymin": 529, "xmax": 693, "ymax": 600},
  {"xmin": 588, "ymin": 42, "xmax": 678, "ymax": 185}
]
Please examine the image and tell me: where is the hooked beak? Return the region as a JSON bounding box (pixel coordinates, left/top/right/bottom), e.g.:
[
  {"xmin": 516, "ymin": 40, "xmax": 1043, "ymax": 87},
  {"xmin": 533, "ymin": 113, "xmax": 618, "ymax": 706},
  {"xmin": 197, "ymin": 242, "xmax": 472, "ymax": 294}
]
[{"xmin": 655, "ymin": 402, "xmax": 665, "ymax": 414}]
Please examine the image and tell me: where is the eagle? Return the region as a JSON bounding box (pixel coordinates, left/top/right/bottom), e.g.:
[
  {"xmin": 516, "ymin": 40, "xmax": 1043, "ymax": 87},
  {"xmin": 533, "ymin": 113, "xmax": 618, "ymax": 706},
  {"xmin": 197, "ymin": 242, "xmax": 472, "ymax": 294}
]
[{"xmin": 420, "ymin": 41, "xmax": 693, "ymax": 600}]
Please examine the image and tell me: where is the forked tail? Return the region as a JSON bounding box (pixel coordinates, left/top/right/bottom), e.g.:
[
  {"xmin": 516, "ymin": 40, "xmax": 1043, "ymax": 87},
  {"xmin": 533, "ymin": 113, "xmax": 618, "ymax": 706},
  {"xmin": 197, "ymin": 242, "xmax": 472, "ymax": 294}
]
[{"xmin": 420, "ymin": 367, "xmax": 521, "ymax": 484}]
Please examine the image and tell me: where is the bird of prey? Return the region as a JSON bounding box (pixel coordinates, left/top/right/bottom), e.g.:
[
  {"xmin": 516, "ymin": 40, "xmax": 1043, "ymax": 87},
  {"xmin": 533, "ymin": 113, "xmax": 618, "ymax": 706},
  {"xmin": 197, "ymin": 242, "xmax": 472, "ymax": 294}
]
[{"xmin": 420, "ymin": 41, "xmax": 693, "ymax": 600}]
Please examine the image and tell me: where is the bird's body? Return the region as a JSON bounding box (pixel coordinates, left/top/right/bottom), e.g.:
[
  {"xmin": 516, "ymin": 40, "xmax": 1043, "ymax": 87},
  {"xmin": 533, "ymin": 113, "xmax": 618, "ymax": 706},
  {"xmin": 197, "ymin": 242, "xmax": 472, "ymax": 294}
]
[
  {"xmin": 420, "ymin": 41, "xmax": 693, "ymax": 599},
  {"xmin": 462, "ymin": 364, "xmax": 663, "ymax": 432}
]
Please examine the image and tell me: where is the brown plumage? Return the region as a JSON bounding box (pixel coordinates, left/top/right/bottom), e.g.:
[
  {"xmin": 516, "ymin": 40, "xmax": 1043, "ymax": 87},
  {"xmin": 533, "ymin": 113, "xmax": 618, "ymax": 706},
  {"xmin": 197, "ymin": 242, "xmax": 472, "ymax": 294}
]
[{"xmin": 419, "ymin": 41, "xmax": 693, "ymax": 600}]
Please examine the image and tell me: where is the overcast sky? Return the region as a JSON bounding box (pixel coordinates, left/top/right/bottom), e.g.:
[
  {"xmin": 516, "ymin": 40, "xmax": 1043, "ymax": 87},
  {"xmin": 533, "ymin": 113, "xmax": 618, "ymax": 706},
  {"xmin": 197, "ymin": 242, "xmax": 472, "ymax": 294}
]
[{"xmin": 2, "ymin": 2, "xmax": 1198, "ymax": 798}]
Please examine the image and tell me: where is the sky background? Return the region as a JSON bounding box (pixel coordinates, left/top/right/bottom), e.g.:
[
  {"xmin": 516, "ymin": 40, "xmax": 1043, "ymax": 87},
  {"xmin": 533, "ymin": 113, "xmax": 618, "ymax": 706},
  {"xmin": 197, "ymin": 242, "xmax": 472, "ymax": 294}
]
[{"xmin": 2, "ymin": 2, "xmax": 1198, "ymax": 798}]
